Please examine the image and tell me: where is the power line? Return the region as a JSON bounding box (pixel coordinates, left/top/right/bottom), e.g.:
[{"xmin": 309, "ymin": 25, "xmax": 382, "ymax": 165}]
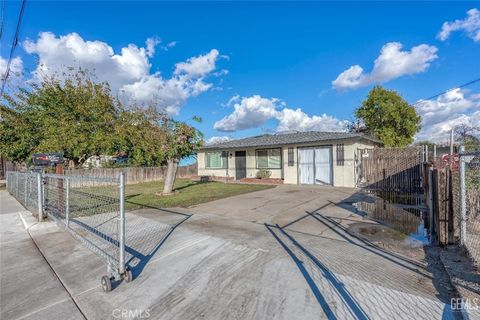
[
  {"xmin": 0, "ymin": 0, "xmax": 5, "ymax": 42},
  {"xmin": 0, "ymin": 0, "xmax": 26, "ymax": 97},
  {"xmin": 413, "ymin": 77, "xmax": 480, "ymax": 105}
]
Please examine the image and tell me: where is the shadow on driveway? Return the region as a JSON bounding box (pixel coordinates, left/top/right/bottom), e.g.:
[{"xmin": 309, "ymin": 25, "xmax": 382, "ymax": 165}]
[{"xmin": 265, "ymin": 223, "xmax": 369, "ymax": 320}]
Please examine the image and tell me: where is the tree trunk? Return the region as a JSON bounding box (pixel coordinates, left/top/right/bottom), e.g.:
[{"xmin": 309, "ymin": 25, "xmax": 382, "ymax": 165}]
[{"xmin": 162, "ymin": 158, "xmax": 178, "ymax": 195}]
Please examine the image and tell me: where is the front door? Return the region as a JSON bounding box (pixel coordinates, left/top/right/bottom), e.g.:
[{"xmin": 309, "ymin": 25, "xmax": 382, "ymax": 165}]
[
  {"xmin": 298, "ymin": 147, "xmax": 332, "ymax": 185},
  {"xmin": 235, "ymin": 151, "xmax": 247, "ymax": 180}
]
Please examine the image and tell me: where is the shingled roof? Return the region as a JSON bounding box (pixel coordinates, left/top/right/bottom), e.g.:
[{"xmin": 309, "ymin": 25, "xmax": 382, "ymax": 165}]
[{"xmin": 200, "ymin": 131, "xmax": 381, "ymax": 150}]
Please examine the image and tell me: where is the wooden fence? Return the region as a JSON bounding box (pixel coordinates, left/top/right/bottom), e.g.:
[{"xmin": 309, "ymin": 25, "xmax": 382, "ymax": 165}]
[
  {"xmin": 64, "ymin": 163, "xmax": 197, "ymax": 185},
  {"xmin": 1, "ymin": 158, "xmax": 23, "ymax": 180},
  {"xmin": 355, "ymin": 198, "xmax": 422, "ymax": 235},
  {"xmin": 360, "ymin": 151, "xmax": 463, "ymax": 247},
  {"xmin": 356, "ymin": 147, "xmax": 424, "ymax": 194},
  {"xmin": 426, "ymin": 166, "xmax": 454, "ymax": 245}
]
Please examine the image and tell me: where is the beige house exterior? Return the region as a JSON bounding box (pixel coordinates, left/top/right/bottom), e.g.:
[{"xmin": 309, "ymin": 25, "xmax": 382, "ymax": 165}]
[{"xmin": 198, "ymin": 131, "xmax": 381, "ymax": 188}]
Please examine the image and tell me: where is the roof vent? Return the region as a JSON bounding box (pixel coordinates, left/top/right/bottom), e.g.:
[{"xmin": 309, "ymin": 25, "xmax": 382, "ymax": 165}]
[{"xmin": 275, "ymin": 130, "xmax": 300, "ymax": 135}]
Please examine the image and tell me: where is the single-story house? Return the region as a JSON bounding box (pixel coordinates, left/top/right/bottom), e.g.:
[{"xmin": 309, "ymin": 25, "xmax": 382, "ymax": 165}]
[{"xmin": 197, "ymin": 131, "xmax": 381, "ymax": 188}]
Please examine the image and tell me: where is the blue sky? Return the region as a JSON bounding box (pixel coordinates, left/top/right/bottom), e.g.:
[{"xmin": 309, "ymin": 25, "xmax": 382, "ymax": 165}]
[{"xmin": 1, "ymin": 1, "xmax": 480, "ymax": 147}]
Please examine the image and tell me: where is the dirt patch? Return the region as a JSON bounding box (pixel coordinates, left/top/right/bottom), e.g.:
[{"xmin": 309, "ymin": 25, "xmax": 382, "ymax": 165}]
[
  {"xmin": 440, "ymin": 246, "xmax": 480, "ymax": 303},
  {"xmin": 424, "ymin": 246, "xmax": 465, "ymax": 320},
  {"xmin": 358, "ymin": 224, "xmax": 406, "ymax": 241}
]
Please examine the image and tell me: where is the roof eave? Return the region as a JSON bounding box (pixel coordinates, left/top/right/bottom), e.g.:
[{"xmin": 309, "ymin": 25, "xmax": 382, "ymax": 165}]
[{"xmin": 199, "ymin": 134, "xmax": 382, "ymax": 151}]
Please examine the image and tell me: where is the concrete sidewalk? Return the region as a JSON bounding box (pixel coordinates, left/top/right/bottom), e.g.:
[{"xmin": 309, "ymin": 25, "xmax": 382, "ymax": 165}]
[{"xmin": 0, "ymin": 191, "xmax": 84, "ymax": 320}]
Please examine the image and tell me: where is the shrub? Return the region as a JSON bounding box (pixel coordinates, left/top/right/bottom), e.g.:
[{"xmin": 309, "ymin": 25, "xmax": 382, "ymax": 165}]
[{"xmin": 256, "ymin": 169, "xmax": 271, "ymax": 179}]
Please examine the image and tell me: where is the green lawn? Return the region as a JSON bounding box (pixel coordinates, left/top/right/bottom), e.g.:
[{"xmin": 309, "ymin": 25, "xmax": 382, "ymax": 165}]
[{"xmin": 124, "ymin": 179, "xmax": 274, "ymax": 208}]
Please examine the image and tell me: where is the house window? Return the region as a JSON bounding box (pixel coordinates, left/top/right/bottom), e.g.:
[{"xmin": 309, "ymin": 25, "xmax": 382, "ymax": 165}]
[
  {"xmin": 336, "ymin": 144, "xmax": 345, "ymax": 166},
  {"xmin": 256, "ymin": 148, "xmax": 281, "ymax": 169},
  {"xmin": 288, "ymin": 147, "xmax": 294, "ymax": 166},
  {"xmin": 205, "ymin": 151, "xmax": 228, "ymax": 169}
]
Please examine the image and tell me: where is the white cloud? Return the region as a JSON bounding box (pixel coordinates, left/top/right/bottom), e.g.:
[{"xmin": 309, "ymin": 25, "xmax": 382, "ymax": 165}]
[
  {"xmin": 276, "ymin": 108, "xmax": 350, "ymax": 132},
  {"xmin": 225, "ymin": 94, "xmax": 240, "ymax": 107},
  {"xmin": 332, "ymin": 42, "xmax": 438, "ymax": 90},
  {"xmin": 214, "ymin": 95, "xmax": 349, "ymax": 132},
  {"xmin": 174, "ymin": 49, "xmax": 219, "ymax": 78},
  {"xmin": 437, "ymin": 8, "xmax": 480, "ymax": 42},
  {"xmin": 22, "ymin": 32, "xmax": 223, "ymax": 115},
  {"xmin": 214, "ymin": 95, "xmax": 281, "ymax": 131},
  {"xmin": 205, "ymin": 136, "xmax": 232, "ymax": 145},
  {"xmin": 332, "ymin": 65, "xmax": 365, "ymax": 90},
  {"xmin": 0, "ymin": 56, "xmax": 24, "ymax": 90},
  {"xmin": 163, "ymin": 41, "xmax": 177, "ymax": 51},
  {"xmin": 415, "ymin": 88, "xmax": 480, "ymax": 142},
  {"xmin": 145, "ymin": 37, "xmax": 160, "ymax": 58},
  {"xmin": 0, "ymin": 56, "xmax": 23, "ymax": 80}
]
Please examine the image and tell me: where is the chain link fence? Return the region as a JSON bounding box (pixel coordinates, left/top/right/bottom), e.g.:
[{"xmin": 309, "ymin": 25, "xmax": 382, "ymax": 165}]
[
  {"xmin": 457, "ymin": 149, "xmax": 480, "ymax": 266},
  {"xmin": 6, "ymin": 171, "xmax": 42, "ymax": 218}
]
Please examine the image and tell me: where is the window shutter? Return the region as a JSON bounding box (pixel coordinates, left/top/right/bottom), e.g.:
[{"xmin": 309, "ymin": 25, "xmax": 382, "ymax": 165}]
[
  {"xmin": 336, "ymin": 144, "xmax": 345, "ymax": 166},
  {"xmin": 288, "ymin": 147, "xmax": 294, "ymax": 166}
]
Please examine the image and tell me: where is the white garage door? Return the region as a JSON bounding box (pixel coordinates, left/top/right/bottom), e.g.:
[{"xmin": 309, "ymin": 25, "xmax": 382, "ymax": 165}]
[{"xmin": 298, "ymin": 147, "xmax": 332, "ymax": 185}]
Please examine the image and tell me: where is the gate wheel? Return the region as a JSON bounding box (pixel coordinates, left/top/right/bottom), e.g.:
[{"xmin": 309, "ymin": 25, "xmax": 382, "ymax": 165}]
[
  {"xmin": 124, "ymin": 269, "xmax": 133, "ymax": 283},
  {"xmin": 101, "ymin": 275, "xmax": 112, "ymax": 292}
]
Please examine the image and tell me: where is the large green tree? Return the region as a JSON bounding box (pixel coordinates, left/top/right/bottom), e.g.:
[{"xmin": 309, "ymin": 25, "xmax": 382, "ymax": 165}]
[
  {"xmin": 355, "ymin": 86, "xmax": 421, "ymax": 147},
  {"xmin": 114, "ymin": 107, "xmax": 169, "ymax": 167},
  {"xmin": 1, "ymin": 70, "xmax": 120, "ymax": 164},
  {"xmin": 0, "ymin": 69, "xmax": 203, "ymax": 169},
  {"xmin": 454, "ymin": 124, "xmax": 480, "ymax": 151}
]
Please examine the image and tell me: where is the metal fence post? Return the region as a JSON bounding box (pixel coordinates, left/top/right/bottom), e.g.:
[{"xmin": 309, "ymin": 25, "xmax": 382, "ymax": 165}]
[
  {"xmin": 24, "ymin": 176, "xmax": 28, "ymax": 205},
  {"xmin": 65, "ymin": 177, "xmax": 70, "ymax": 228},
  {"xmin": 17, "ymin": 173, "xmax": 19, "ymax": 198},
  {"xmin": 459, "ymin": 146, "xmax": 466, "ymax": 246},
  {"xmin": 14, "ymin": 173, "xmax": 18, "ymax": 198},
  {"xmin": 37, "ymin": 173, "xmax": 43, "ymax": 222},
  {"xmin": 118, "ymin": 172, "xmax": 126, "ymax": 275}
]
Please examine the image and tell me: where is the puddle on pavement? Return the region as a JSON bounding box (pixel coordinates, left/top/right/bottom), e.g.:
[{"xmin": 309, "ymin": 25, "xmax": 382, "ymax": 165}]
[{"xmin": 350, "ymin": 192, "xmax": 429, "ymax": 251}]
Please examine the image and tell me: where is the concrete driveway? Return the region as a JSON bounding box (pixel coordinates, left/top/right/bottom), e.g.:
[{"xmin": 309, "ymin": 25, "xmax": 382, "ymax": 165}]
[
  {"xmin": 0, "ymin": 186, "xmax": 462, "ymax": 320},
  {"xmin": 186, "ymin": 184, "xmax": 359, "ymax": 225}
]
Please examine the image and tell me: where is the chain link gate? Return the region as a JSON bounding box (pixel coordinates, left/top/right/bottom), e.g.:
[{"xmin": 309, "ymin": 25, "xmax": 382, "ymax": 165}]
[
  {"xmin": 6, "ymin": 171, "xmax": 131, "ymax": 291},
  {"xmin": 42, "ymin": 173, "xmax": 130, "ymax": 291}
]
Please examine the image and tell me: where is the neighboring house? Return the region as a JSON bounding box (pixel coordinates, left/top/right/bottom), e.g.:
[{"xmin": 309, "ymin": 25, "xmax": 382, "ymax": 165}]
[
  {"xmin": 82, "ymin": 155, "xmax": 116, "ymax": 168},
  {"xmin": 197, "ymin": 131, "xmax": 381, "ymax": 188},
  {"xmin": 81, "ymin": 155, "xmax": 127, "ymax": 168}
]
